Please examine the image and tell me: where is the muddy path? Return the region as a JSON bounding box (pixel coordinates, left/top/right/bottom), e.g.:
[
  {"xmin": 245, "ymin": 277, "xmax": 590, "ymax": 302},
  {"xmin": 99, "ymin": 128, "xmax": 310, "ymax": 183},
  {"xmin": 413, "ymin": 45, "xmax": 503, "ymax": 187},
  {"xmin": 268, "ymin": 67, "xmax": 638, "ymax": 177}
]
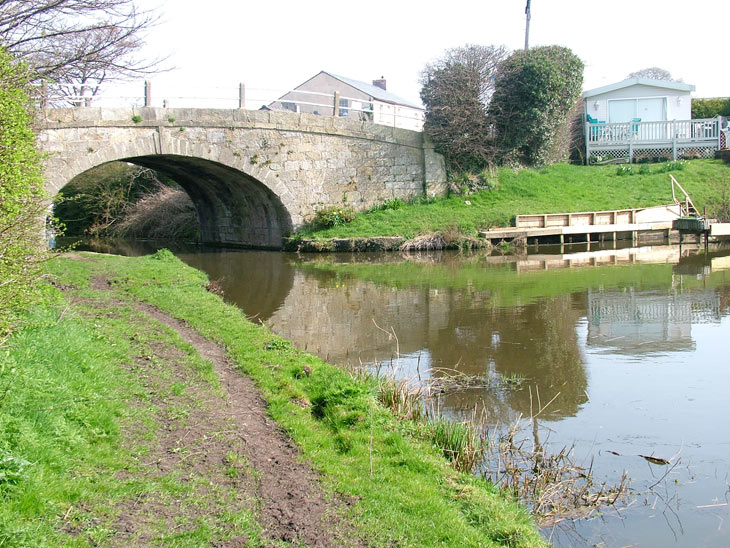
[{"xmin": 71, "ymin": 276, "xmax": 363, "ymax": 547}]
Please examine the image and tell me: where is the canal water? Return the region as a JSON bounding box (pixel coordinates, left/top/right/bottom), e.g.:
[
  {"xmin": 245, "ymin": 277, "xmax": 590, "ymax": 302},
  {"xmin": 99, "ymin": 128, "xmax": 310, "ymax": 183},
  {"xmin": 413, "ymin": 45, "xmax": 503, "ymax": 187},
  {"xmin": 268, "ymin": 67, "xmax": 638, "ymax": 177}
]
[{"xmin": 79, "ymin": 240, "xmax": 730, "ymax": 547}]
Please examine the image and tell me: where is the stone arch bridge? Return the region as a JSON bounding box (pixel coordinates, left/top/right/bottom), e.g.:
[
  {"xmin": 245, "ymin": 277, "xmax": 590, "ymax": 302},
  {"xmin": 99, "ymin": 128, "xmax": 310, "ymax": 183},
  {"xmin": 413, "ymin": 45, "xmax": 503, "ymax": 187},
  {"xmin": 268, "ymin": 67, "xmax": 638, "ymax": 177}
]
[{"xmin": 37, "ymin": 108, "xmax": 446, "ymax": 248}]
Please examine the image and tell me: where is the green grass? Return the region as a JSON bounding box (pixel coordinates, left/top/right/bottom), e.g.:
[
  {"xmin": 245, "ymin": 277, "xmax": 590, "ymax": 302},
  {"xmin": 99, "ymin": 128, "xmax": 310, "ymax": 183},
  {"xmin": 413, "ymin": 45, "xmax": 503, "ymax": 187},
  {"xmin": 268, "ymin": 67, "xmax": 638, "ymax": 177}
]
[
  {"xmin": 298, "ymin": 160, "xmax": 730, "ymax": 239},
  {"xmin": 0, "ymin": 270, "xmax": 265, "ymax": 546},
  {"xmin": 15, "ymin": 251, "xmax": 549, "ymax": 547}
]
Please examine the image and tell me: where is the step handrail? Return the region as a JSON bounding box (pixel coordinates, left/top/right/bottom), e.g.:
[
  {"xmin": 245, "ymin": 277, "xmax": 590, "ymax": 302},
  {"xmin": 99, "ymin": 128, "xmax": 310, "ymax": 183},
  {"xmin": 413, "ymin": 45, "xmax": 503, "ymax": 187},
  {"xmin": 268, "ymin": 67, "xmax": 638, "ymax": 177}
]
[{"xmin": 670, "ymin": 174, "xmax": 699, "ymax": 217}]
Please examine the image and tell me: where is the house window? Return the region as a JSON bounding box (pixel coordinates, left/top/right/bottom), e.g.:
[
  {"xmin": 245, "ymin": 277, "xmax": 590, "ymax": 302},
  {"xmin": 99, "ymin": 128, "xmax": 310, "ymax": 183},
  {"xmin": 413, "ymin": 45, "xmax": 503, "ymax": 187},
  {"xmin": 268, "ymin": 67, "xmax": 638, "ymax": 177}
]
[
  {"xmin": 339, "ymin": 98, "xmax": 349, "ymax": 117},
  {"xmin": 281, "ymin": 101, "xmax": 298, "ymax": 113}
]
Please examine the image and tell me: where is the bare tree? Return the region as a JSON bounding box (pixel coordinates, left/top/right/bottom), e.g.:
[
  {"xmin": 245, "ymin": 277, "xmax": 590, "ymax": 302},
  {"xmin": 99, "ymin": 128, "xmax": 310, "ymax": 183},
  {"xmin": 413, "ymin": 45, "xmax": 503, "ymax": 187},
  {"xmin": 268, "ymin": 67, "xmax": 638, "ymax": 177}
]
[
  {"xmin": 420, "ymin": 44, "xmax": 509, "ymax": 171},
  {"xmin": 626, "ymin": 67, "xmax": 677, "ymax": 81},
  {"xmin": 0, "ymin": 0, "xmax": 165, "ymax": 105}
]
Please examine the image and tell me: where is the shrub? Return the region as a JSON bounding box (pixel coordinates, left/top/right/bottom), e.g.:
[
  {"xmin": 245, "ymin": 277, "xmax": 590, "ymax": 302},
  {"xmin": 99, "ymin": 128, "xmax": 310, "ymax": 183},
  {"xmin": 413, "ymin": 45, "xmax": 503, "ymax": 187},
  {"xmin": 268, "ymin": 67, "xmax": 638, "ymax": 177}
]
[
  {"xmin": 489, "ymin": 45, "xmax": 584, "ymax": 167},
  {"xmin": 692, "ymin": 97, "xmax": 730, "ymax": 119},
  {"xmin": 54, "ymin": 162, "xmax": 164, "ymax": 236},
  {"xmin": 313, "ymin": 206, "xmax": 355, "ymax": 229},
  {"xmin": 420, "ymin": 44, "xmax": 508, "ymax": 171},
  {"xmin": 448, "ymin": 169, "xmax": 499, "ymax": 195},
  {"xmin": 660, "ymin": 160, "xmax": 687, "ymax": 172},
  {"xmin": 0, "ymin": 48, "xmax": 49, "ymax": 340},
  {"xmin": 108, "ymin": 183, "xmax": 199, "ymax": 240}
]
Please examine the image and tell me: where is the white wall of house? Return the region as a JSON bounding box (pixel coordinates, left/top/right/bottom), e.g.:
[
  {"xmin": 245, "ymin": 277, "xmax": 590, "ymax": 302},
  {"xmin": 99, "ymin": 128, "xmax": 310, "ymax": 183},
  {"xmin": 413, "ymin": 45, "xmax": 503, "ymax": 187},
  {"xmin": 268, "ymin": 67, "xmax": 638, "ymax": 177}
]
[
  {"xmin": 585, "ymin": 83, "xmax": 693, "ymax": 123},
  {"xmin": 270, "ymin": 71, "xmax": 424, "ymax": 131}
]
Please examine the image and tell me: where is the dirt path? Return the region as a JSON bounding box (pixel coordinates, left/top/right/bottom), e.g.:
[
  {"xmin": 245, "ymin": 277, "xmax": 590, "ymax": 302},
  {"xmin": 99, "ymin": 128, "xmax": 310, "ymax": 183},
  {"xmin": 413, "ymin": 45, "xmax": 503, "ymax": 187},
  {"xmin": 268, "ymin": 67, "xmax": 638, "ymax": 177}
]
[{"xmin": 77, "ymin": 277, "xmax": 362, "ymax": 547}]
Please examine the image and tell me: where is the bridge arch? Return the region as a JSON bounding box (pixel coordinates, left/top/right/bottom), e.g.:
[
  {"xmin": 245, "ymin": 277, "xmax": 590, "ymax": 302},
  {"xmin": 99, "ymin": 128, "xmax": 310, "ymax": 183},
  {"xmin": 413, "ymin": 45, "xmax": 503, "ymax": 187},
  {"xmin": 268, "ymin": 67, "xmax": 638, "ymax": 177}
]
[
  {"xmin": 118, "ymin": 155, "xmax": 290, "ymax": 248},
  {"xmin": 37, "ymin": 108, "xmax": 447, "ymax": 248}
]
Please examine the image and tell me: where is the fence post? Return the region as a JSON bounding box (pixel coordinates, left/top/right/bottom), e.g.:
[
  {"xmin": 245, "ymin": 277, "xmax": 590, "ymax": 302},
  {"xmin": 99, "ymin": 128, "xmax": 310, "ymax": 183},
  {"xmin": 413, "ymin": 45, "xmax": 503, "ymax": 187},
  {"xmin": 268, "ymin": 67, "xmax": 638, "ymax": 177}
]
[
  {"xmin": 672, "ymin": 120, "xmax": 677, "ymax": 160},
  {"xmin": 333, "ymin": 91, "xmax": 340, "ymax": 117},
  {"xmin": 40, "ymin": 80, "xmax": 48, "ymax": 112},
  {"xmin": 239, "ymin": 82, "xmax": 245, "ymax": 109},
  {"xmin": 144, "ymin": 80, "xmax": 152, "ymax": 107}
]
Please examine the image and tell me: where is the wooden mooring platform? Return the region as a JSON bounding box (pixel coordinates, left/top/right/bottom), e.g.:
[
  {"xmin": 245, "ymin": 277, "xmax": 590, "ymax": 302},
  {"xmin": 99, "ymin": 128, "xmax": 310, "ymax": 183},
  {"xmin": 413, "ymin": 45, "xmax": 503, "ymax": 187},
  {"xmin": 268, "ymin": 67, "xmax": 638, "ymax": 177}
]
[{"xmin": 479, "ymin": 204, "xmax": 730, "ymax": 249}]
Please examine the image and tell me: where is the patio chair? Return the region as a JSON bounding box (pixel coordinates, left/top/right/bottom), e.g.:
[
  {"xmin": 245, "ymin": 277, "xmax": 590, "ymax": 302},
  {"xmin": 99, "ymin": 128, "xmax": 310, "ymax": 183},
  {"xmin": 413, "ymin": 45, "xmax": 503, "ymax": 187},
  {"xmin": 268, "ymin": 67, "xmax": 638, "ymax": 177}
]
[{"xmin": 586, "ymin": 114, "xmax": 606, "ymax": 140}]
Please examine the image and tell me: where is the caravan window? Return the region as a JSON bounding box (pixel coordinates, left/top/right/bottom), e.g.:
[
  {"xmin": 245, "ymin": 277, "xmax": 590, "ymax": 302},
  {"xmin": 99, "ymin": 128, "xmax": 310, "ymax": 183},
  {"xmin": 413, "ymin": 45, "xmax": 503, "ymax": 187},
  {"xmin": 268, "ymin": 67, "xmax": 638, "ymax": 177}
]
[{"xmin": 608, "ymin": 97, "xmax": 666, "ymax": 123}]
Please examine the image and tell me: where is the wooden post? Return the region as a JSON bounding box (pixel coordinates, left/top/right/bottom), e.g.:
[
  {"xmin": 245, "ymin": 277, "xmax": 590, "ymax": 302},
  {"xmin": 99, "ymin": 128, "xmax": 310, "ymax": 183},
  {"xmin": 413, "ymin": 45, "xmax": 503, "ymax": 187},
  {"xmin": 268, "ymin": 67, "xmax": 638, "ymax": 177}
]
[
  {"xmin": 144, "ymin": 80, "xmax": 152, "ymax": 107},
  {"xmin": 239, "ymin": 82, "xmax": 245, "ymax": 109},
  {"xmin": 333, "ymin": 91, "xmax": 341, "ymax": 117},
  {"xmin": 672, "ymin": 120, "xmax": 677, "ymax": 160},
  {"xmin": 40, "ymin": 80, "xmax": 48, "ymax": 112},
  {"xmin": 628, "ymin": 139, "xmax": 633, "ymax": 163}
]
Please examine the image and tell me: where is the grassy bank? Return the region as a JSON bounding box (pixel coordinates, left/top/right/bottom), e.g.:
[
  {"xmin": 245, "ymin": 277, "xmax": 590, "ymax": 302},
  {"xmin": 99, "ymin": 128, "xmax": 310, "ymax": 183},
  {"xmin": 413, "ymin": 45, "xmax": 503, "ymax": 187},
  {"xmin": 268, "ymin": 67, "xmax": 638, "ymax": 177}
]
[
  {"xmin": 298, "ymin": 160, "xmax": 730, "ymax": 240},
  {"xmin": 0, "ymin": 251, "xmax": 547, "ymax": 547}
]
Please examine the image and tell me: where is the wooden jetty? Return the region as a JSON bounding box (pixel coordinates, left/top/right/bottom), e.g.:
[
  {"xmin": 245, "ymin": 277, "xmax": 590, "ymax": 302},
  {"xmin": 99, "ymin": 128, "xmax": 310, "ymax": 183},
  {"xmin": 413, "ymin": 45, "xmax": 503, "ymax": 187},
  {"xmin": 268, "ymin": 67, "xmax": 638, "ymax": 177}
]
[
  {"xmin": 480, "ymin": 176, "xmax": 730, "ymax": 249},
  {"xmin": 480, "ymin": 204, "xmax": 730, "ymax": 249},
  {"xmin": 479, "ymin": 204, "xmax": 682, "ymax": 247}
]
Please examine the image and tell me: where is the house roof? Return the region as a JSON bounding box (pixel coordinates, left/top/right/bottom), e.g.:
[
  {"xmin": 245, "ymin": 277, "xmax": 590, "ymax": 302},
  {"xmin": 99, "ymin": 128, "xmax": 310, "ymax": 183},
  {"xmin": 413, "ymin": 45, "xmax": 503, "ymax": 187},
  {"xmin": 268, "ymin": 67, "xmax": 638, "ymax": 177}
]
[
  {"xmin": 583, "ymin": 78, "xmax": 695, "ymax": 98},
  {"xmin": 320, "ymin": 71, "xmax": 423, "ymax": 110}
]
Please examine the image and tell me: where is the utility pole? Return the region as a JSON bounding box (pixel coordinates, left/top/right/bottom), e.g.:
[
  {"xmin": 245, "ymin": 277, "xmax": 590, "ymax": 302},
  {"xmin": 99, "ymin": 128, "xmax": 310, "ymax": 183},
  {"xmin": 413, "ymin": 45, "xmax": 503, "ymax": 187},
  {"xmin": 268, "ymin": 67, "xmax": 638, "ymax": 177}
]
[{"xmin": 524, "ymin": 0, "xmax": 531, "ymax": 50}]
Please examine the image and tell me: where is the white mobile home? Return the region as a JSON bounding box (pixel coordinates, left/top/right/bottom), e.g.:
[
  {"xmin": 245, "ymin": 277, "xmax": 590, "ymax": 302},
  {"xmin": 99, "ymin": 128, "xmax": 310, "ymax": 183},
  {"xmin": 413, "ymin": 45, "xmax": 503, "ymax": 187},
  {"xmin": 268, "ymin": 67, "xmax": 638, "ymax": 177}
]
[{"xmin": 583, "ymin": 78, "xmax": 723, "ymax": 162}]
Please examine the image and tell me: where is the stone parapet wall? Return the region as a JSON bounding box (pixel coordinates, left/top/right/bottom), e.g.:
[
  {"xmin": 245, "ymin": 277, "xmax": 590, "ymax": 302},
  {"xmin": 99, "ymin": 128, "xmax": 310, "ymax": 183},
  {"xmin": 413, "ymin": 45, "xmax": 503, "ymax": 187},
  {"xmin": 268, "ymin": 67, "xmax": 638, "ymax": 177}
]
[{"xmin": 39, "ymin": 108, "xmax": 425, "ymax": 149}]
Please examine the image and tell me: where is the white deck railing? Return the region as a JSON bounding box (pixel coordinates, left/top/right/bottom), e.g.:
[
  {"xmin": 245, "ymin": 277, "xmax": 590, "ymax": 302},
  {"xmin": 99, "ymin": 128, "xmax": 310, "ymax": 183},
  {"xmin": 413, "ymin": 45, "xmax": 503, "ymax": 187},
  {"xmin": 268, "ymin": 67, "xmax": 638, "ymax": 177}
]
[{"xmin": 585, "ymin": 116, "xmax": 725, "ymax": 162}]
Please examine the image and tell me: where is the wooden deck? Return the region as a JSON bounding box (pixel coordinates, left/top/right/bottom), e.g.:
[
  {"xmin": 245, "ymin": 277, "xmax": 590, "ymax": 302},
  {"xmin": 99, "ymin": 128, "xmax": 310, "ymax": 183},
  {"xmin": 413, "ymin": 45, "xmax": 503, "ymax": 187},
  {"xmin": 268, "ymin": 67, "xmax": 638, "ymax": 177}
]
[
  {"xmin": 480, "ymin": 203, "xmax": 730, "ymax": 248},
  {"xmin": 585, "ymin": 117, "xmax": 724, "ymax": 163}
]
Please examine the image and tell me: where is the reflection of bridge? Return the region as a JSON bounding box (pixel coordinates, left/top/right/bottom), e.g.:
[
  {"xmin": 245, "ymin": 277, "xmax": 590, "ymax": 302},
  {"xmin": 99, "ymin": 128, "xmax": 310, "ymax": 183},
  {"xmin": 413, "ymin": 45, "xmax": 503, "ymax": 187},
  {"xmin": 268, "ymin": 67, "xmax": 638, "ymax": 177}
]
[{"xmin": 37, "ymin": 108, "xmax": 446, "ymax": 248}]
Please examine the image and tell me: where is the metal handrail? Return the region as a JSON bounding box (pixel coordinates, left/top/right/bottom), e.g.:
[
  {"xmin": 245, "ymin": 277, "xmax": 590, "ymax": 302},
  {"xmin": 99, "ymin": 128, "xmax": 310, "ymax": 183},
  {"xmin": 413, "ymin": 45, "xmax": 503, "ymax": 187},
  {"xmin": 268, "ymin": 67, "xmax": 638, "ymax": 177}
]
[{"xmin": 670, "ymin": 174, "xmax": 699, "ymax": 217}]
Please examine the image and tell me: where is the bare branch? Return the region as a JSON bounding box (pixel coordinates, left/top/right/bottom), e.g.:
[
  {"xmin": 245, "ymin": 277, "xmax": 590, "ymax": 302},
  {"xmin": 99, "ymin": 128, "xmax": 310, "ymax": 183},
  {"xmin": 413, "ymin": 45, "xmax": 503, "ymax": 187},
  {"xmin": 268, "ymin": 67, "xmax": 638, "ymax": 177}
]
[{"xmin": 0, "ymin": 0, "xmax": 168, "ymax": 106}]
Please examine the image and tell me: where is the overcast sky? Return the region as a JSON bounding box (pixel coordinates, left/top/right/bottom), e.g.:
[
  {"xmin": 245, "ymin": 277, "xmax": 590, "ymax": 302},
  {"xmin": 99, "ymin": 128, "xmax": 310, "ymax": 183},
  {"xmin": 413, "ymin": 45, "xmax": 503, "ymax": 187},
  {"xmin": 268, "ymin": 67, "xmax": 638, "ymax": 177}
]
[{"xmin": 112, "ymin": 0, "xmax": 729, "ymax": 108}]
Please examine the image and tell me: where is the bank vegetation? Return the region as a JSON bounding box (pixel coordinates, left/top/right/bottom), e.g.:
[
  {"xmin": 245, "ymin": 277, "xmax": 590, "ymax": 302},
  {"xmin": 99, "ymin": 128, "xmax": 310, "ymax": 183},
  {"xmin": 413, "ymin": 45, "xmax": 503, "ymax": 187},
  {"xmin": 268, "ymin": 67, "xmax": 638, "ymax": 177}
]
[
  {"xmin": 1, "ymin": 251, "xmax": 549, "ymax": 547},
  {"xmin": 296, "ymin": 159, "xmax": 730, "ymax": 243}
]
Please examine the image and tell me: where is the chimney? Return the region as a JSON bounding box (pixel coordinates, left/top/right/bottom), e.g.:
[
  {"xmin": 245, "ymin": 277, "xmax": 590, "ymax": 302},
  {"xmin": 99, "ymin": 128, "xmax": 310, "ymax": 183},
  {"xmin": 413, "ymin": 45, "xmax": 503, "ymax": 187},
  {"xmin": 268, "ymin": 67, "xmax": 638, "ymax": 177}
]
[{"xmin": 372, "ymin": 77, "xmax": 386, "ymax": 91}]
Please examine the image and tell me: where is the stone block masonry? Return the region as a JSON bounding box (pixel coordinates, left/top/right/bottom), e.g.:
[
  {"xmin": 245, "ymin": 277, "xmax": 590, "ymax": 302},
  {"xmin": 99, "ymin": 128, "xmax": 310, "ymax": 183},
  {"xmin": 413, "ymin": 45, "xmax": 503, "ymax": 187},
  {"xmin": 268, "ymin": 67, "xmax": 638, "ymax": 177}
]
[{"xmin": 37, "ymin": 108, "xmax": 447, "ymax": 248}]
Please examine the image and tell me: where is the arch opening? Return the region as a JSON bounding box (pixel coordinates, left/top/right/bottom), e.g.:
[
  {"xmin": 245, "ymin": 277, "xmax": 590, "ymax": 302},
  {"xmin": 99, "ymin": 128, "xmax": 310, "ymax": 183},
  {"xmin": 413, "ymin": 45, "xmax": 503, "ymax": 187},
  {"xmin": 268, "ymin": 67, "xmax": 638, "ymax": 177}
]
[{"xmin": 55, "ymin": 155, "xmax": 293, "ymax": 249}]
